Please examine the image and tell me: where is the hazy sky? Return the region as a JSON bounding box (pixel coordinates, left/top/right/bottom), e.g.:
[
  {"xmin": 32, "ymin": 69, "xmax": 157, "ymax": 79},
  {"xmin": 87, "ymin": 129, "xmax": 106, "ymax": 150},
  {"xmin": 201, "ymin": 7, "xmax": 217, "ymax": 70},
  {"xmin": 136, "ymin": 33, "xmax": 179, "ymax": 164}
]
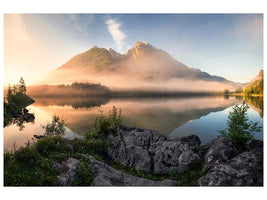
[{"xmin": 4, "ymin": 13, "xmax": 263, "ymax": 85}]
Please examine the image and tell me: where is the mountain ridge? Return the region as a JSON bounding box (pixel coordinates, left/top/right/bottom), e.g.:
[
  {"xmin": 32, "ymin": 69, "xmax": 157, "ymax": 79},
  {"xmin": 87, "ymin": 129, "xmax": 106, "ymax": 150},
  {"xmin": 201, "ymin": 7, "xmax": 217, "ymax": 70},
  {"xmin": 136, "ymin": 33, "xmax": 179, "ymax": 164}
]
[{"xmin": 39, "ymin": 41, "xmax": 241, "ymax": 91}]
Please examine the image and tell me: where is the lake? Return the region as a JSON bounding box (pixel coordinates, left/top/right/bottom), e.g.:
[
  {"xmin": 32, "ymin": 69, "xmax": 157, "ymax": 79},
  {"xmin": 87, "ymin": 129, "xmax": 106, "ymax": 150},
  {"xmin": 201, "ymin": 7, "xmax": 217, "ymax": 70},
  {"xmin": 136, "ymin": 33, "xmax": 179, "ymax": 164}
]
[{"xmin": 4, "ymin": 95, "xmax": 263, "ymax": 151}]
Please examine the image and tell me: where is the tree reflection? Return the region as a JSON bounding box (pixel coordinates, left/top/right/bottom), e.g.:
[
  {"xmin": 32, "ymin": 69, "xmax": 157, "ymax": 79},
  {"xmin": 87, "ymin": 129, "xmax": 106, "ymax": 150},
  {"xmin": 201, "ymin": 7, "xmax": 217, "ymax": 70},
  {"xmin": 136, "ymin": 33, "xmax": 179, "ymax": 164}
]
[
  {"xmin": 7, "ymin": 111, "xmax": 35, "ymax": 131},
  {"xmin": 33, "ymin": 96, "xmax": 111, "ymax": 109}
]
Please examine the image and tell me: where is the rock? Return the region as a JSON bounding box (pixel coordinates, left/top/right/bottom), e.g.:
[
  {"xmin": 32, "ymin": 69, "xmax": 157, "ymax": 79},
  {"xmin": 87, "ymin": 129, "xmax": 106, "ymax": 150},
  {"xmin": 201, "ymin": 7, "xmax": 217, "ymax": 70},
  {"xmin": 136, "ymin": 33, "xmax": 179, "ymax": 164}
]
[
  {"xmin": 203, "ymin": 137, "xmax": 238, "ymax": 171},
  {"xmin": 84, "ymin": 155, "xmax": 178, "ymax": 186},
  {"xmin": 107, "ymin": 132, "xmax": 153, "ymax": 173},
  {"xmin": 33, "ymin": 135, "xmax": 44, "ymax": 139},
  {"xmin": 153, "ymin": 140, "xmax": 201, "ymax": 174},
  {"xmin": 179, "ymin": 135, "xmax": 201, "ymax": 151},
  {"xmin": 107, "ymin": 125, "xmax": 201, "ymax": 174},
  {"xmin": 10, "ymin": 109, "xmax": 20, "ymax": 118},
  {"xmin": 23, "ymin": 108, "xmax": 29, "ymax": 114},
  {"xmin": 249, "ymin": 140, "xmax": 263, "ymax": 153},
  {"xmin": 24, "ymin": 113, "xmax": 35, "ymax": 122},
  {"xmin": 198, "ymin": 151, "xmax": 263, "ymax": 186},
  {"xmin": 53, "ymin": 157, "xmax": 80, "ymax": 186}
]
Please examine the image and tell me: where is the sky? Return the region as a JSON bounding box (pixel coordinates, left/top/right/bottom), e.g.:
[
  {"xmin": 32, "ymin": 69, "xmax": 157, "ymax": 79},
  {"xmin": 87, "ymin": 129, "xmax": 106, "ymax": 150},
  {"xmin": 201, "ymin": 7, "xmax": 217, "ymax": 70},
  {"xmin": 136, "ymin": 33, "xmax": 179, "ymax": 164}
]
[{"xmin": 3, "ymin": 13, "xmax": 263, "ymax": 85}]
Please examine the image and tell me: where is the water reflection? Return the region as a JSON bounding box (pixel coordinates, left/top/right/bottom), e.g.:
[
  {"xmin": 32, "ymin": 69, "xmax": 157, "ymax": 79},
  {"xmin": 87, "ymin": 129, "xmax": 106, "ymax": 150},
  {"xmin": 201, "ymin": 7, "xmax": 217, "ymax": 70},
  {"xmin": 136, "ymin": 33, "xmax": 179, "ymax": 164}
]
[
  {"xmin": 4, "ymin": 95, "xmax": 263, "ymax": 150},
  {"xmin": 5, "ymin": 109, "xmax": 35, "ymax": 131},
  {"xmin": 33, "ymin": 96, "xmax": 111, "ymax": 109}
]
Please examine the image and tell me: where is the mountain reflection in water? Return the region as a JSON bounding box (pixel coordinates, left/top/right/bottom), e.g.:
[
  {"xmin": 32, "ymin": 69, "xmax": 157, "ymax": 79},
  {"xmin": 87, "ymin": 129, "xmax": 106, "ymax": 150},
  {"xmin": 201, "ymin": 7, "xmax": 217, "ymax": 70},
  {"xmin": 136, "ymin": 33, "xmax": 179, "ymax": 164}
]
[{"xmin": 4, "ymin": 95, "xmax": 263, "ymax": 151}]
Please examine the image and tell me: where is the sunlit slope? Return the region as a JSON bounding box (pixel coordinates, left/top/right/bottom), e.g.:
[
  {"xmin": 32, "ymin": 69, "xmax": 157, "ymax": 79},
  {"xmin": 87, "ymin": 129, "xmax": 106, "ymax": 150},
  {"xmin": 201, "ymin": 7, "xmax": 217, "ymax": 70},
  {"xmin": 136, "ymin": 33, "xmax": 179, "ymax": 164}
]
[
  {"xmin": 40, "ymin": 41, "xmax": 239, "ymax": 91},
  {"xmin": 245, "ymin": 69, "xmax": 263, "ymax": 95}
]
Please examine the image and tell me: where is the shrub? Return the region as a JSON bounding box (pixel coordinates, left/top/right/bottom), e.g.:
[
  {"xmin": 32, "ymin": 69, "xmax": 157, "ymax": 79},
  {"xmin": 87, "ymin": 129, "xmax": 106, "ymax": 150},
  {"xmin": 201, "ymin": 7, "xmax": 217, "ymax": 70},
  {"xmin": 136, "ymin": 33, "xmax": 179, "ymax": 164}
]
[
  {"xmin": 36, "ymin": 136, "xmax": 66, "ymax": 156},
  {"xmin": 218, "ymin": 104, "xmax": 262, "ymax": 151},
  {"xmin": 85, "ymin": 131, "xmax": 100, "ymax": 140},
  {"xmin": 94, "ymin": 106, "xmax": 122, "ymax": 134},
  {"xmin": 14, "ymin": 146, "xmax": 40, "ymax": 164},
  {"xmin": 41, "ymin": 115, "xmax": 66, "ymax": 136}
]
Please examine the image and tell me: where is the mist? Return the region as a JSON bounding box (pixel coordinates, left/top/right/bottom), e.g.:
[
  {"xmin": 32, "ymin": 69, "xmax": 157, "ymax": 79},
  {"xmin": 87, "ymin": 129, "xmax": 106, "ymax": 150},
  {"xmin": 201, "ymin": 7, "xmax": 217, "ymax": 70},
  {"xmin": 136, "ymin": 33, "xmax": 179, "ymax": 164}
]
[{"xmin": 38, "ymin": 67, "xmax": 237, "ymax": 93}]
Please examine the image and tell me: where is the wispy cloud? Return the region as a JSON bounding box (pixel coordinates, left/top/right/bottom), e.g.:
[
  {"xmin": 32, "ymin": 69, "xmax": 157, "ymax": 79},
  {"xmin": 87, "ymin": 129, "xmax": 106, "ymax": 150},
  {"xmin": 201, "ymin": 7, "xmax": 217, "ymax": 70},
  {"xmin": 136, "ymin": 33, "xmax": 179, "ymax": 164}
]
[
  {"xmin": 8, "ymin": 14, "xmax": 31, "ymax": 41},
  {"xmin": 105, "ymin": 17, "xmax": 126, "ymax": 51},
  {"xmin": 70, "ymin": 14, "xmax": 94, "ymax": 36}
]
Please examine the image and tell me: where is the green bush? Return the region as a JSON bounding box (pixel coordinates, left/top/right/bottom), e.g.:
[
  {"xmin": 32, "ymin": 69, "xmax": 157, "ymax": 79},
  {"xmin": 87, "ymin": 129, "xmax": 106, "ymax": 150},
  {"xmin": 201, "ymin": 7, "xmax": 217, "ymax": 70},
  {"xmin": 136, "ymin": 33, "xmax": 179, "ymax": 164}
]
[
  {"xmin": 85, "ymin": 131, "xmax": 100, "ymax": 140},
  {"xmin": 72, "ymin": 158, "xmax": 93, "ymax": 186},
  {"xmin": 41, "ymin": 115, "xmax": 66, "ymax": 136},
  {"xmin": 14, "ymin": 146, "xmax": 40, "ymax": 164},
  {"xmin": 218, "ymin": 104, "xmax": 262, "ymax": 151},
  {"xmin": 94, "ymin": 106, "xmax": 122, "ymax": 134},
  {"xmin": 36, "ymin": 136, "xmax": 66, "ymax": 156}
]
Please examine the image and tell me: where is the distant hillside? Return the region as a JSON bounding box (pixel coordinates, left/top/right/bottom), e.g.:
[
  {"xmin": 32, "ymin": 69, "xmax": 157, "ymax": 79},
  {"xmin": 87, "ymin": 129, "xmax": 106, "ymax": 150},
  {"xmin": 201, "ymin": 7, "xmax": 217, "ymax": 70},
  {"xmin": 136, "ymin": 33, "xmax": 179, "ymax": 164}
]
[
  {"xmin": 27, "ymin": 82, "xmax": 111, "ymax": 98},
  {"xmin": 245, "ymin": 70, "xmax": 263, "ymax": 95},
  {"xmin": 39, "ymin": 41, "xmax": 240, "ymax": 92}
]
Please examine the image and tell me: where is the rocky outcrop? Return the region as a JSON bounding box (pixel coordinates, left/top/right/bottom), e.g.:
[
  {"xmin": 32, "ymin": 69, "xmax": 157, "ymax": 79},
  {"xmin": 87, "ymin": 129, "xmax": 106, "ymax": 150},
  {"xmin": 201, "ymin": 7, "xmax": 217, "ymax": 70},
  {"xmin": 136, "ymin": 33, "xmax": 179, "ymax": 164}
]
[
  {"xmin": 107, "ymin": 125, "xmax": 201, "ymax": 174},
  {"xmin": 53, "ymin": 155, "xmax": 178, "ymax": 186},
  {"xmin": 84, "ymin": 155, "xmax": 178, "ymax": 186},
  {"xmin": 51, "ymin": 126, "xmax": 263, "ymax": 187},
  {"xmin": 198, "ymin": 138, "xmax": 263, "ymax": 186},
  {"xmin": 249, "ymin": 140, "xmax": 263, "ymax": 153},
  {"xmin": 198, "ymin": 151, "xmax": 263, "ymax": 186},
  {"xmin": 203, "ymin": 137, "xmax": 238, "ymax": 171},
  {"xmin": 53, "ymin": 157, "xmax": 80, "ymax": 186}
]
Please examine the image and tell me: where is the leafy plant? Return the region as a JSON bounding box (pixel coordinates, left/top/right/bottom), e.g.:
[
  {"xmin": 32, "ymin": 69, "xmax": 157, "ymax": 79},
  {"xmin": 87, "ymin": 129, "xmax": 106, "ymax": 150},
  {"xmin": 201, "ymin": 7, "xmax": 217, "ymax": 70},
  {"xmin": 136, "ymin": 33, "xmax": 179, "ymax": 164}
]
[
  {"xmin": 218, "ymin": 104, "xmax": 262, "ymax": 151},
  {"xmin": 94, "ymin": 106, "xmax": 122, "ymax": 134},
  {"xmin": 41, "ymin": 115, "xmax": 66, "ymax": 136}
]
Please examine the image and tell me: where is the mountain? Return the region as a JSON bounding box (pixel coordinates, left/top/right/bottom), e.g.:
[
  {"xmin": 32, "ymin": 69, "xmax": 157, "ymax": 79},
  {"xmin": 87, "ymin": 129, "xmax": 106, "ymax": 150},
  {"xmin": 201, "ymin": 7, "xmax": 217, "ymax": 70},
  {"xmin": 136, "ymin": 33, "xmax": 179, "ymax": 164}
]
[
  {"xmin": 245, "ymin": 69, "xmax": 263, "ymax": 95},
  {"xmin": 40, "ymin": 41, "xmax": 239, "ymax": 92}
]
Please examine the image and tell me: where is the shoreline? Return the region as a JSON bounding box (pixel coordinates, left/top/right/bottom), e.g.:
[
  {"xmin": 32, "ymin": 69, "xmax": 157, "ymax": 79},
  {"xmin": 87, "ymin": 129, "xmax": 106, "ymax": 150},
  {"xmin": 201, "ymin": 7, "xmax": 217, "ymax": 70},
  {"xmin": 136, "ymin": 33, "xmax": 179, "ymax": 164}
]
[{"xmin": 4, "ymin": 125, "xmax": 263, "ymax": 186}]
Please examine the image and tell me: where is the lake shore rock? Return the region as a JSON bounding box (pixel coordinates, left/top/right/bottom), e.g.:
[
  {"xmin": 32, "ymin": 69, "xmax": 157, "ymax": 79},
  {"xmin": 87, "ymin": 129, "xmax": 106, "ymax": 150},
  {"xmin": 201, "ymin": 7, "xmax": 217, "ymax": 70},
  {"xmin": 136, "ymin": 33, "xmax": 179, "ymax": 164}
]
[
  {"xmin": 107, "ymin": 125, "xmax": 201, "ymax": 174},
  {"xmin": 84, "ymin": 154, "xmax": 178, "ymax": 186},
  {"xmin": 53, "ymin": 157, "xmax": 80, "ymax": 186},
  {"xmin": 198, "ymin": 139, "xmax": 263, "ymax": 186},
  {"xmin": 51, "ymin": 125, "xmax": 263, "ymax": 186},
  {"xmin": 53, "ymin": 155, "xmax": 179, "ymax": 186}
]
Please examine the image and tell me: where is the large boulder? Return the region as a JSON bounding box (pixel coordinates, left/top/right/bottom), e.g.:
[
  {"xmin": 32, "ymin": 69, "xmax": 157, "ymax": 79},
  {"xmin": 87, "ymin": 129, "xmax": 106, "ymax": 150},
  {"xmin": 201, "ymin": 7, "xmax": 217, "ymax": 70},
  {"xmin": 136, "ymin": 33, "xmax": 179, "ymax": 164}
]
[
  {"xmin": 203, "ymin": 137, "xmax": 238, "ymax": 171},
  {"xmin": 153, "ymin": 140, "xmax": 201, "ymax": 174},
  {"xmin": 53, "ymin": 157, "xmax": 80, "ymax": 186},
  {"xmin": 249, "ymin": 140, "xmax": 263, "ymax": 154},
  {"xmin": 107, "ymin": 125, "xmax": 201, "ymax": 174},
  {"xmin": 84, "ymin": 154, "xmax": 178, "ymax": 186},
  {"xmin": 198, "ymin": 151, "xmax": 263, "ymax": 186}
]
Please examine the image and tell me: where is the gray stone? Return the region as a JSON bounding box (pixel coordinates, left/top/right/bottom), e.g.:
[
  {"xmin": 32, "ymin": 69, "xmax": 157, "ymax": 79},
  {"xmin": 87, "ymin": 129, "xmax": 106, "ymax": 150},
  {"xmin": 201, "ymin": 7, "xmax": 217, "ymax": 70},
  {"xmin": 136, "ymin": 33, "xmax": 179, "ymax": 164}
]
[
  {"xmin": 84, "ymin": 154, "xmax": 178, "ymax": 186},
  {"xmin": 203, "ymin": 137, "xmax": 238, "ymax": 171},
  {"xmin": 180, "ymin": 135, "xmax": 201, "ymax": 151},
  {"xmin": 198, "ymin": 151, "xmax": 263, "ymax": 186},
  {"xmin": 249, "ymin": 140, "xmax": 263, "ymax": 153},
  {"xmin": 153, "ymin": 140, "xmax": 201, "ymax": 174},
  {"xmin": 107, "ymin": 125, "xmax": 201, "ymax": 174},
  {"xmin": 53, "ymin": 157, "xmax": 80, "ymax": 186}
]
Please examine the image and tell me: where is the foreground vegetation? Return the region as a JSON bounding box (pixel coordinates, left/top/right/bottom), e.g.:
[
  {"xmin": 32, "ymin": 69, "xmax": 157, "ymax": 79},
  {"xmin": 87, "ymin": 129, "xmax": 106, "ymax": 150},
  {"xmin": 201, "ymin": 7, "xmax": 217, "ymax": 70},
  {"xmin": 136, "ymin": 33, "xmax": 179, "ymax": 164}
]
[
  {"xmin": 4, "ymin": 103, "xmax": 262, "ymax": 186},
  {"xmin": 219, "ymin": 104, "xmax": 262, "ymax": 151}
]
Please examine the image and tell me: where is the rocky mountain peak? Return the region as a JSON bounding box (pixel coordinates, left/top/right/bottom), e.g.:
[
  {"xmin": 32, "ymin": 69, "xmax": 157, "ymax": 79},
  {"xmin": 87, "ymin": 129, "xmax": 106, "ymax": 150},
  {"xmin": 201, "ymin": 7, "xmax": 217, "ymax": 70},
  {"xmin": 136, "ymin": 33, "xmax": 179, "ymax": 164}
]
[
  {"xmin": 109, "ymin": 48, "xmax": 122, "ymax": 58},
  {"xmin": 134, "ymin": 41, "xmax": 154, "ymax": 49}
]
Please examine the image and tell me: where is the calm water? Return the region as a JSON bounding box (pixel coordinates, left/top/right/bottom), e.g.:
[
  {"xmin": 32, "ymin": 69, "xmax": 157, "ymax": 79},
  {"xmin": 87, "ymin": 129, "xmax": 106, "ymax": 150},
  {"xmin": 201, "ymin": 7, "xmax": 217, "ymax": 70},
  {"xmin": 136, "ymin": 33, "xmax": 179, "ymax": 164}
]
[{"xmin": 4, "ymin": 95, "xmax": 263, "ymax": 151}]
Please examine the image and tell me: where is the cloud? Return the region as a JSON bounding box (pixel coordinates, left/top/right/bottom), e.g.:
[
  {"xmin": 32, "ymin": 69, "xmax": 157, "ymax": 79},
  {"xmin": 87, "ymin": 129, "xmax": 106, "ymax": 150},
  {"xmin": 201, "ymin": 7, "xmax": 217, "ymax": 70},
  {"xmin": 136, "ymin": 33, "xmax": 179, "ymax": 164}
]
[
  {"xmin": 105, "ymin": 18, "xmax": 126, "ymax": 51},
  {"xmin": 70, "ymin": 14, "xmax": 94, "ymax": 36},
  {"xmin": 7, "ymin": 14, "xmax": 31, "ymax": 41}
]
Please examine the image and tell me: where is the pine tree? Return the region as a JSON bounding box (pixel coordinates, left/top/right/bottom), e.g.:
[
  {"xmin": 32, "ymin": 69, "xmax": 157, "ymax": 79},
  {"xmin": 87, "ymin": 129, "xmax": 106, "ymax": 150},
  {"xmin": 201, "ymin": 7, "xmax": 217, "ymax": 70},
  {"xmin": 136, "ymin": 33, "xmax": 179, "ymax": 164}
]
[
  {"xmin": 19, "ymin": 77, "xmax": 26, "ymax": 94},
  {"xmin": 7, "ymin": 84, "xmax": 12, "ymax": 96}
]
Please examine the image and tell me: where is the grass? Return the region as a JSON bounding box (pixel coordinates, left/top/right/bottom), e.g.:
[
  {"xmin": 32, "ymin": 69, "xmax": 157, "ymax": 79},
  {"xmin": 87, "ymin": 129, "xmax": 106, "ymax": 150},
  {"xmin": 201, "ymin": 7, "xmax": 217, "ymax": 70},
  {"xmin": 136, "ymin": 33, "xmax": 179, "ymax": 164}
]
[
  {"xmin": 110, "ymin": 161, "xmax": 205, "ymax": 186},
  {"xmin": 4, "ymin": 133, "xmax": 108, "ymax": 186},
  {"xmin": 72, "ymin": 157, "xmax": 94, "ymax": 186},
  {"xmin": 4, "ymin": 106, "xmax": 207, "ymax": 186}
]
